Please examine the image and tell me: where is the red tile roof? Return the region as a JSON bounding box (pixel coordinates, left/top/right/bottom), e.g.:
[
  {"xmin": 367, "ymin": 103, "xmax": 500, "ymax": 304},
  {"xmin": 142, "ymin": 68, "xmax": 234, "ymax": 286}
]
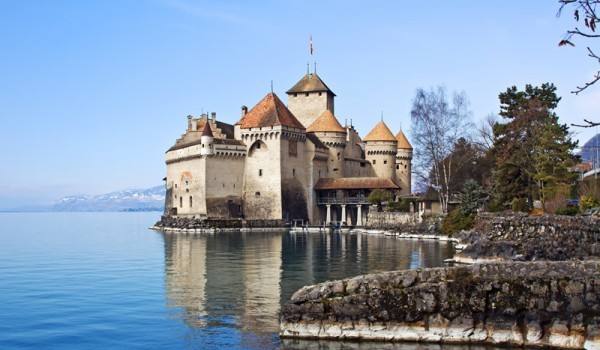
[
  {"xmin": 363, "ymin": 121, "xmax": 397, "ymax": 142},
  {"xmin": 286, "ymin": 73, "xmax": 336, "ymax": 96},
  {"xmin": 307, "ymin": 110, "xmax": 346, "ymax": 133},
  {"xmin": 237, "ymin": 93, "xmax": 305, "ymax": 129},
  {"xmin": 201, "ymin": 121, "xmax": 213, "ymax": 137},
  {"xmin": 395, "ymin": 129, "xmax": 412, "ymax": 149},
  {"xmin": 314, "ymin": 177, "xmax": 400, "ymax": 190}
]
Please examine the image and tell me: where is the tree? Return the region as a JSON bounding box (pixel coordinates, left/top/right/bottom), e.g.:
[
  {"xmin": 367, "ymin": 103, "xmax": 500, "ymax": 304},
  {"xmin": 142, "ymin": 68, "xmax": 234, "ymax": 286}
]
[
  {"xmin": 367, "ymin": 189, "xmax": 392, "ymax": 211},
  {"xmin": 410, "ymin": 86, "xmax": 472, "ymax": 213},
  {"xmin": 458, "ymin": 180, "xmax": 488, "ymax": 216},
  {"xmin": 491, "ymin": 83, "xmax": 579, "ymax": 209},
  {"xmin": 558, "ymin": 0, "xmax": 600, "ymax": 96}
]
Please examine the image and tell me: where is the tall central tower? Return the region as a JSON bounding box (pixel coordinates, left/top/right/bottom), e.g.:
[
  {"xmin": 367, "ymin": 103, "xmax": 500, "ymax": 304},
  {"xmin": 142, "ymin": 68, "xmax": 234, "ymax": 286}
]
[{"xmin": 286, "ymin": 73, "xmax": 335, "ymax": 128}]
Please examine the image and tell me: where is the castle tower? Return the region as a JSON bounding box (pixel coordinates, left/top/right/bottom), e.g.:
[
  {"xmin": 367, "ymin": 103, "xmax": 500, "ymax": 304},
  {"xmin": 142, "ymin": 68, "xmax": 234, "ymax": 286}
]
[
  {"xmin": 286, "ymin": 73, "xmax": 335, "ymax": 128},
  {"xmin": 364, "ymin": 121, "xmax": 398, "ymax": 181},
  {"xmin": 395, "ymin": 129, "xmax": 413, "ymax": 196},
  {"xmin": 306, "ymin": 110, "xmax": 346, "ymax": 178},
  {"xmin": 199, "ymin": 122, "xmax": 214, "ymax": 156},
  {"xmin": 237, "ymin": 92, "xmax": 310, "ymax": 221}
]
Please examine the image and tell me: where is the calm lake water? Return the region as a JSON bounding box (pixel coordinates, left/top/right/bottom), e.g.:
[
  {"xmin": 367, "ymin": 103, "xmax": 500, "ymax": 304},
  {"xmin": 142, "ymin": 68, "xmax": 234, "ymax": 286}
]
[{"xmin": 0, "ymin": 212, "xmax": 460, "ymax": 350}]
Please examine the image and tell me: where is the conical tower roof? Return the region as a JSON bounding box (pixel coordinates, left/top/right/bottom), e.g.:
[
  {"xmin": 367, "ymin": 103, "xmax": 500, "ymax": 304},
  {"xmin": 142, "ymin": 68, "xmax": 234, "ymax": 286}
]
[
  {"xmin": 395, "ymin": 130, "xmax": 412, "ymax": 149},
  {"xmin": 237, "ymin": 92, "xmax": 305, "ymax": 129},
  {"xmin": 363, "ymin": 121, "xmax": 396, "ymax": 142},
  {"xmin": 201, "ymin": 121, "xmax": 213, "ymax": 137},
  {"xmin": 306, "ymin": 110, "xmax": 345, "ymax": 133},
  {"xmin": 286, "ymin": 73, "xmax": 336, "ymax": 96}
]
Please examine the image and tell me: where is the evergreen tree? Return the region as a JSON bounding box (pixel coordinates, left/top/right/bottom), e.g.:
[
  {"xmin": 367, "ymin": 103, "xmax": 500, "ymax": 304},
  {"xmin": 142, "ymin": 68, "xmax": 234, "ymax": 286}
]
[{"xmin": 491, "ymin": 83, "xmax": 578, "ymax": 209}]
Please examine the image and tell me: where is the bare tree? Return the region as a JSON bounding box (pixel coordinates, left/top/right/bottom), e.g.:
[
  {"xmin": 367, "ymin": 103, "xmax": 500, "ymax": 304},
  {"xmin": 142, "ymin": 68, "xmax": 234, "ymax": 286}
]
[
  {"xmin": 410, "ymin": 87, "xmax": 473, "ymax": 213},
  {"xmin": 558, "ymin": 0, "xmax": 600, "ymax": 95},
  {"xmin": 475, "ymin": 113, "xmax": 499, "ymax": 150}
]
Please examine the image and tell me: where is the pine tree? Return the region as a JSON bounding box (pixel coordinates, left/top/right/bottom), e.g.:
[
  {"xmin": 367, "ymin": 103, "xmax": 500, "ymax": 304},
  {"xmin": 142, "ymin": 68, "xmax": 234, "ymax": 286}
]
[{"xmin": 491, "ymin": 83, "xmax": 578, "ymax": 209}]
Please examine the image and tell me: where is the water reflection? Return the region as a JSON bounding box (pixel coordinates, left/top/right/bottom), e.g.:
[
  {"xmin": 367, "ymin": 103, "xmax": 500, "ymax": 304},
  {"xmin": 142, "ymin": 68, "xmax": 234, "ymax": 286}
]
[{"xmin": 162, "ymin": 231, "xmax": 455, "ymax": 348}]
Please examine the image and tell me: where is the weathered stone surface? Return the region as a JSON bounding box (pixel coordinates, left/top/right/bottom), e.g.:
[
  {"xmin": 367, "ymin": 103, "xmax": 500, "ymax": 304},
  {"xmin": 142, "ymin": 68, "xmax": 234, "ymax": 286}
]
[
  {"xmin": 280, "ymin": 261, "xmax": 600, "ymax": 349},
  {"xmin": 455, "ymin": 213, "xmax": 600, "ymax": 262}
]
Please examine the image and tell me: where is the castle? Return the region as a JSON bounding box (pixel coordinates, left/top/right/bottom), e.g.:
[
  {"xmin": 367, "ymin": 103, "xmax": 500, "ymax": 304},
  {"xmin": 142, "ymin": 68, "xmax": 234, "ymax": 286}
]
[{"xmin": 164, "ymin": 71, "xmax": 412, "ymax": 225}]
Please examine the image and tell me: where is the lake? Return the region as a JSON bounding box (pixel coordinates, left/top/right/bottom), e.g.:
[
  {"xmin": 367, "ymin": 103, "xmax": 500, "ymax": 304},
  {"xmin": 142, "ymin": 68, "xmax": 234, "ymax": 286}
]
[{"xmin": 0, "ymin": 212, "xmax": 459, "ymax": 349}]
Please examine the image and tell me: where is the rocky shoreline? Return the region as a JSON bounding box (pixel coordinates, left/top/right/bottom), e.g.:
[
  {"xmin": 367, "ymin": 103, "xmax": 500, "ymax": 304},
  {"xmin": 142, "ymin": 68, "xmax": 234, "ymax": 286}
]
[
  {"xmin": 280, "ymin": 261, "xmax": 600, "ymax": 349},
  {"xmin": 280, "ymin": 214, "xmax": 600, "ymax": 349}
]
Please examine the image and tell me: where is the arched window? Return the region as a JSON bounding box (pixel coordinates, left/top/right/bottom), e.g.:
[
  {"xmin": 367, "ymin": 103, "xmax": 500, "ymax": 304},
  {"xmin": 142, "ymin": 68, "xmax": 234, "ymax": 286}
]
[{"xmin": 189, "ymin": 196, "xmax": 192, "ymax": 208}]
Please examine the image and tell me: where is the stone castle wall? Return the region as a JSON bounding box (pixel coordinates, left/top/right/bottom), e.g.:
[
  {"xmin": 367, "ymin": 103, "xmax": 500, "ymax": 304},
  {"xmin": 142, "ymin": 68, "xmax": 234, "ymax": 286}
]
[{"xmin": 280, "ymin": 261, "xmax": 600, "ymax": 349}]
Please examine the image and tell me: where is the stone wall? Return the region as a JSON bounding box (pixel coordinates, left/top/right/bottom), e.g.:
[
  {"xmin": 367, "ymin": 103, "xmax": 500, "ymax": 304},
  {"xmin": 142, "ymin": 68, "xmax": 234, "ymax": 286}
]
[
  {"xmin": 155, "ymin": 215, "xmax": 286, "ymax": 230},
  {"xmin": 280, "ymin": 261, "xmax": 600, "ymax": 349},
  {"xmin": 365, "ymin": 211, "xmax": 417, "ymax": 228},
  {"xmin": 456, "ymin": 214, "xmax": 600, "ymax": 262}
]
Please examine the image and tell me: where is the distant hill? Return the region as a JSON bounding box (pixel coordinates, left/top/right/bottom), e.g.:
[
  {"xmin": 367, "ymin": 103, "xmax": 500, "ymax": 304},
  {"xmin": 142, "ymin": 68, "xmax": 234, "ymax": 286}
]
[
  {"xmin": 581, "ymin": 133, "xmax": 600, "ymax": 169},
  {"xmin": 50, "ymin": 185, "xmax": 165, "ymax": 212}
]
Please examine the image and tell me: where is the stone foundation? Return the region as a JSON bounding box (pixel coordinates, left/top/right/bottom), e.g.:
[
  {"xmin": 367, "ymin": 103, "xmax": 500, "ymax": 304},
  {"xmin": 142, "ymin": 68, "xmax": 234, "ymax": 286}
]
[
  {"xmin": 154, "ymin": 215, "xmax": 287, "ymax": 232},
  {"xmin": 280, "ymin": 261, "xmax": 600, "ymax": 349}
]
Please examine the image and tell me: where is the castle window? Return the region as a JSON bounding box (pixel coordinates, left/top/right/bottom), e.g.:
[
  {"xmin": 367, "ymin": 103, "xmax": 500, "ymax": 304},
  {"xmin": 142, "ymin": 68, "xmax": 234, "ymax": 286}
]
[
  {"xmin": 372, "ymin": 160, "xmax": 376, "ymax": 164},
  {"xmin": 292, "ymin": 169, "xmax": 296, "ymax": 177},
  {"xmin": 233, "ymin": 184, "xmax": 235, "ymax": 189},
  {"xmin": 318, "ymin": 92, "xmax": 322, "ymax": 96},
  {"xmin": 384, "ymin": 160, "xmax": 387, "ymax": 164},
  {"xmin": 180, "ymin": 196, "xmax": 183, "ymax": 208},
  {"xmin": 289, "ymin": 140, "xmax": 297, "ymax": 157},
  {"xmin": 189, "ymin": 196, "xmax": 193, "ymax": 208},
  {"xmin": 259, "ymin": 169, "xmax": 263, "ymax": 176},
  {"xmin": 255, "ymin": 192, "xmax": 260, "ymax": 196},
  {"xmin": 333, "ymin": 168, "xmax": 339, "ymax": 172},
  {"xmin": 396, "ymin": 165, "xmax": 399, "ymax": 169},
  {"xmin": 294, "ymin": 93, "xmax": 297, "ymax": 97},
  {"xmin": 360, "ymin": 163, "xmax": 365, "ymax": 168},
  {"xmin": 305, "ymin": 92, "xmax": 309, "ymax": 97},
  {"xmin": 222, "ymin": 183, "xmax": 225, "ymax": 188},
  {"xmin": 337, "ymin": 152, "xmax": 340, "ymax": 160},
  {"xmin": 256, "ymin": 142, "xmax": 261, "ymax": 149},
  {"xmin": 405, "ymin": 164, "xmax": 407, "ymax": 169},
  {"xmin": 175, "ymin": 184, "xmax": 178, "ymax": 189}
]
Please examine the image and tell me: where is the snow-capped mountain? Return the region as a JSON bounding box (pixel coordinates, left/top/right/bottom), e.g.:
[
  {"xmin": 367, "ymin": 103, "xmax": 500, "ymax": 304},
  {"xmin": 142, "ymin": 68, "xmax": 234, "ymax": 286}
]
[{"xmin": 51, "ymin": 185, "xmax": 165, "ymax": 212}]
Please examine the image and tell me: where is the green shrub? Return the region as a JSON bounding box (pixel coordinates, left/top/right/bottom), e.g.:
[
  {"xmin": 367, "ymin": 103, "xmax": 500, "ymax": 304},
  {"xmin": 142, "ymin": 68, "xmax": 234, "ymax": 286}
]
[
  {"xmin": 511, "ymin": 198, "xmax": 529, "ymax": 213},
  {"xmin": 580, "ymin": 194, "xmax": 600, "ymax": 211},
  {"xmin": 555, "ymin": 206, "xmax": 579, "ymax": 216},
  {"xmin": 386, "ymin": 198, "xmax": 411, "ymax": 212},
  {"xmin": 441, "ymin": 208, "xmax": 475, "ymax": 236}
]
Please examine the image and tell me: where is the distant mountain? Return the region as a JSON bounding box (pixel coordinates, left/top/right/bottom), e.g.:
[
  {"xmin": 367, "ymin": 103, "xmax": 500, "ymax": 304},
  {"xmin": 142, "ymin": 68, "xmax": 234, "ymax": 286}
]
[
  {"xmin": 51, "ymin": 185, "xmax": 165, "ymax": 212},
  {"xmin": 581, "ymin": 133, "xmax": 600, "ymax": 169}
]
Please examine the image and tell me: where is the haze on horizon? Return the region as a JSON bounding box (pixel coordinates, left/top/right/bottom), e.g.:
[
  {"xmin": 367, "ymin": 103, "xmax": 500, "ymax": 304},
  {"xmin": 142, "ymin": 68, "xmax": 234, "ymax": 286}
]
[{"xmin": 1, "ymin": 0, "xmax": 599, "ymax": 210}]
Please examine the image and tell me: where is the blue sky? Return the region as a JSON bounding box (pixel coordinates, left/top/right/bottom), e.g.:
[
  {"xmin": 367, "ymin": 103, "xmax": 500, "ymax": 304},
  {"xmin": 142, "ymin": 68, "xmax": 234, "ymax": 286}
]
[{"xmin": 1, "ymin": 1, "xmax": 599, "ymax": 209}]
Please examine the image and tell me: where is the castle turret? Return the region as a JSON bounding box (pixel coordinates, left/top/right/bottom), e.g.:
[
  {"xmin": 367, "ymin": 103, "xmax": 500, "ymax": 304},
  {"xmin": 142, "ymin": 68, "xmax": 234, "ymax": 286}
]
[
  {"xmin": 286, "ymin": 73, "xmax": 335, "ymax": 128},
  {"xmin": 307, "ymin": 110, "xmax": 346, "ymax": 178},
  {"xmin": 364, "ymin": 121, "xmax": 397, "ymax": 181},
  {"xmin": 199, "ymin": 122, "xmax": 214, "ymax": 156},
  {"xmin": 395, "ymin": 129, "xmax": 413, "ymax": 196}
]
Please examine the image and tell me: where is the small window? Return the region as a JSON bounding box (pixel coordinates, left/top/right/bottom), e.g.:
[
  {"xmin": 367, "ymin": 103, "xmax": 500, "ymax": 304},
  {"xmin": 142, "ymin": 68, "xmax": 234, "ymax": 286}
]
[
  {"xmin": 255, "ymin": 192, "xmax": 261, "ymax": 196},
  {"xmin": 259, "ymin": 169, "xmax": 263, "ymax": 176},
  {"xmin": 189, "ymin": 196, "xmax": 193, "ymax": 208},
  {"xmin": 318, "ymin": 92, "xmax": 322, "ymax": 96},
  {"xmin": 202, "ymin": 144, "xmax": 204, "ymax": 148},
  {"xmin": 186, "ymin": 188, "xmax": 189, "ymax": 193},
  {"xmin": 337, "ymin": 152, "xmax": 340, "ymax": 160},
  {"xmin": 360, "ymin": 163, "xmax": 365, "ymax": 168},
  {"xmin": 372, "ymin": 160, "xmax": 376, "ymax": 165},
  {"xmin": 256, "ymin": 142, "xmax": 261, "ymax": 149},
  {"xmin": 405, "ymin": 164, "xmax": 408, "ymax": 169},
  {"xmin": 292, "ymin": 169, "xmax": 296, "ymax": 177},
  {"xmin": 175, "ymin": 184, "xmax": 178, "ymax": 189},
  {"xmin": 384, "ymin": 160, "xmax": 387, "ymax": 165},
  {"xmin": 396, "ymin": 165, "xmax": 399, "ymax": 169},
  {"xmin": 179, "ymin": 196, "xmax": 183, "ymax": 208},
  {"xmin": 305, "ymin": 92, "xmax": 309, "ymax": 97},
  {"xmin": 185, "ymin": 180, "xmax": 189, "ymax": 185},
  {"xmin": 222, "ymin": 183, "xmax": 225, "ymax": 188},
  {"xmin": 233, "ymin": 184, "xmax": 236, "ymax": 189},
  {"xmin": 294, "ymin": 93, "xmax": 297, "ymax": 97},
  {"xmin": 333, "ymin": 168, "xmax": 339, "ymax": 172}
]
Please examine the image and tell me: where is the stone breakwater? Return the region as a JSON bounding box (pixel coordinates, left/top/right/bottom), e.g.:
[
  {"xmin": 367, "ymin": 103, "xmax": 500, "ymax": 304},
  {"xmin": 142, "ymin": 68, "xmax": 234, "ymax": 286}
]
[
  {"xmin": 455, "ymin": 214, "xmax": 600, "ymax": 263},
  {"xmin": 153, "ymin": 215, "xmax": 287, "ymax": 233},
  {"xmin": 280, "ymin": 261, "xmax": 600, "ymax": 349}
]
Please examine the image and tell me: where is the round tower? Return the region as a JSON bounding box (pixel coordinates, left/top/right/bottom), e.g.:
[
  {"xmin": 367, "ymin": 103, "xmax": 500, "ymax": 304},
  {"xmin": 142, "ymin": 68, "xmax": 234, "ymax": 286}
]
[
  {"xmin": 307, "ymin": 110, "xmax": 346, "ymax": 178},
  {"xmin": 364, "ymin": 121, "xmax": 397, "ymax": 180},
  {"xmin": 395, "ymin": 129, "xmax": 413, "ymax": 196},
  {"xmin": 199, "ymin": 121, "xmax": 214, "ymax": 156}
]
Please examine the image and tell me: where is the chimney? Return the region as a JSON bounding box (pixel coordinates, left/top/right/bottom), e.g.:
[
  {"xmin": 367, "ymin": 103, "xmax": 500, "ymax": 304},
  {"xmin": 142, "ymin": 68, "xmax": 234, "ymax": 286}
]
[
  {"xmin": 211, "ymin": 112, "xmax": 216, "ymax": 121},
  {"xmin": 241, "ymin": 105, "xmax": 248, "ymax": 116},
  {"xmin": 187, "ymin": 115, "xmax": 193, "ymax": 130}
]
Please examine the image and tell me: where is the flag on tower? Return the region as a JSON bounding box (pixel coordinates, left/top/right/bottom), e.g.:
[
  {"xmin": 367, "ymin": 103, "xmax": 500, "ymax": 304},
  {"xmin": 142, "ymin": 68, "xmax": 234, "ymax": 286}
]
[{"xmin": 309, "ymin": 35, "xmax": 313, "ymax": 55}]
